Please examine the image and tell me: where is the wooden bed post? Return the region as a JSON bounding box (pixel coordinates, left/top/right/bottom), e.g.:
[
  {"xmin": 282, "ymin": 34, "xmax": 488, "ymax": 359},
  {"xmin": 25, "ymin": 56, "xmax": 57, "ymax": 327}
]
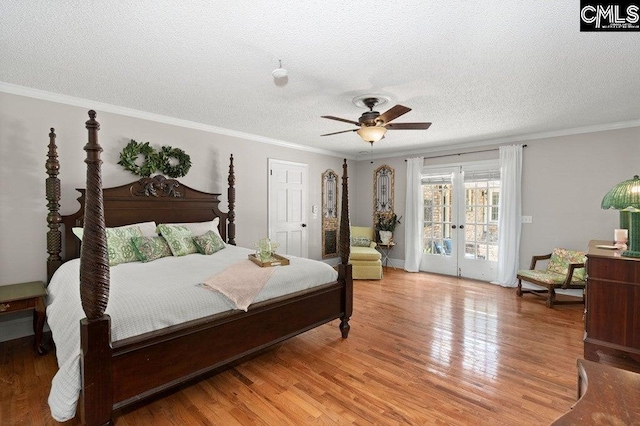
[
  {"xmin": 46, "ymin": 128, "xmax": 62, "ymax": 283},
  {"xmin": 78, "ymin": 110, "xmax": 113, "ymax": 426},
  {"xmin": 338, "ymin": 158, "xmax": 352, "ymax": 338},
  {"xmin": 227, "ymin": 154, "xmax": 236, "ymax": 245}
]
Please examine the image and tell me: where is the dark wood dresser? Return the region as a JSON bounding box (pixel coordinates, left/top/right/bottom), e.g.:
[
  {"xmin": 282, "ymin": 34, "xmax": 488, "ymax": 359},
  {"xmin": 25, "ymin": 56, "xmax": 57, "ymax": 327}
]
[{"xmin": 584, "ymin": 240, "xmax": 640, "ymax": 372}]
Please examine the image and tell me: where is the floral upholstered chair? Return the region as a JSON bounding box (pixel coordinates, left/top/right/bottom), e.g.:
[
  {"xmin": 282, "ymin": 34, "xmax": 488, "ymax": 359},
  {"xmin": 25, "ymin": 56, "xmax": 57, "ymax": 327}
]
[{"xmin": 516, "ymin": 248, "xmax": 587, "ymax": 308}]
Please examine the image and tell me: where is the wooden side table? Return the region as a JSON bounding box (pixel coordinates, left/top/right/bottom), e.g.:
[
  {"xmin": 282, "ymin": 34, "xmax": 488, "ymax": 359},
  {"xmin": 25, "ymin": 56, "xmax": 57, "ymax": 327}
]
[{"xmin": 0, "ymin": 281, "xmax": 47, "ymax": 354}]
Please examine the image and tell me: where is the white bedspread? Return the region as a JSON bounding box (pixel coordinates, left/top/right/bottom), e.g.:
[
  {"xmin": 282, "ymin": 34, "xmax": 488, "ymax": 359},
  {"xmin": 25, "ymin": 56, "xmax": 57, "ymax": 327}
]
[{"xmin": 46, "ymin": 245, "xmax": 338, "ymax": 422}]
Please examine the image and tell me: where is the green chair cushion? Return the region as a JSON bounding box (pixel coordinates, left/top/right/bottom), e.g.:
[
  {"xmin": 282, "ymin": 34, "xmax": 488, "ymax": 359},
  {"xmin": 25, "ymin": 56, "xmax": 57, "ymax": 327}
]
[
  {"xmin": 517, "ymin": 269, "xmax": 585, "ymax": 286},
  {"xmin": 548, "ymin": 248, "xmax": 587, "ymax": 281}
]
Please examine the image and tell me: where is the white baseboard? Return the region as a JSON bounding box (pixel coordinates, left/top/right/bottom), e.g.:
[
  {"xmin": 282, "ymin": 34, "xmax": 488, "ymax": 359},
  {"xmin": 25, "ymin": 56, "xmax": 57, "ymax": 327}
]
[
  {"xmin": 383, "ymin": 257, "xmax": 404, "ymax": 269},
  {"xmin": 0, "ymin": 315, "xmax": 35, "ymax": 343},
  {"xmin": 521, "ymin": 282, "xmax": 583, "ymax": 298}
]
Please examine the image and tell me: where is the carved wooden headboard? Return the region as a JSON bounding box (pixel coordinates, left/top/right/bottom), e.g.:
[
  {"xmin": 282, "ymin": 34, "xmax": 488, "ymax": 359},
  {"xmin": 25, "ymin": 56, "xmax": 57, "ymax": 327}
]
[
  {"xmin": 46, "ymin": 125, "xmax": 236, "ymax": 282},
  {"xmin": 60, "ymin": 175, "xmax": 233, "ymax": 262}
]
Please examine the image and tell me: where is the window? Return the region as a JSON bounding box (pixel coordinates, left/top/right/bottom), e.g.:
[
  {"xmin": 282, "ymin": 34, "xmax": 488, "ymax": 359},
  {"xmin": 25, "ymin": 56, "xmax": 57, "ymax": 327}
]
[
  {"xmin": 490, "ymin": 190, "xmax": 499, "ymax": 222},
  {"xmin": 463, "ymin": 168, "xmax": 500, "ymax": 261},
  {"xmin": 421, "ymin": 173, "xmax": 453, "ymax": 256}
]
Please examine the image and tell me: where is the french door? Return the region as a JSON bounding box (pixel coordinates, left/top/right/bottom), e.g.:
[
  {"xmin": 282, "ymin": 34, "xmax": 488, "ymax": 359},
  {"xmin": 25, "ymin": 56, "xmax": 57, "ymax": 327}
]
[{"xmin": 420, "ymin": 161, "xmax": 500, "ymax": 281}]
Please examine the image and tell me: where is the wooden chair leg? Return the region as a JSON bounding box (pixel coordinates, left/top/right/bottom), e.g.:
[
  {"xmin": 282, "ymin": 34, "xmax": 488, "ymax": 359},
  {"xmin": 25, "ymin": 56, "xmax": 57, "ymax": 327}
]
[
  {"xmin": 546, "ymin": 287, "xmax": 556, "ymax": 308},
  {"xmin": 516, "ymin": 279, "xmax": 523, "ymax": 297}
]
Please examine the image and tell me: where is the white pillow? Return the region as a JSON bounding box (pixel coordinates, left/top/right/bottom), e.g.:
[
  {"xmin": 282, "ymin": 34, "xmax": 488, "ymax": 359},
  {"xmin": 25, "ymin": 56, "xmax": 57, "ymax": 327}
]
[
  {"xmin": 157, "ymin": 218, "xmax": 222, "ymax": 240},
  {"xmin": 72, "ymin": 221, "xmax": 157, "ymax": 240}
]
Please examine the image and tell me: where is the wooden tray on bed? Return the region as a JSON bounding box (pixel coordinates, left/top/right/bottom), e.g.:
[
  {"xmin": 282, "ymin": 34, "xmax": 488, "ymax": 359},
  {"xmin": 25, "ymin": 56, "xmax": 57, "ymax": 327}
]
[{"xmin": 248, "ymin": 253, "xmax": 290, "ymax": 267}]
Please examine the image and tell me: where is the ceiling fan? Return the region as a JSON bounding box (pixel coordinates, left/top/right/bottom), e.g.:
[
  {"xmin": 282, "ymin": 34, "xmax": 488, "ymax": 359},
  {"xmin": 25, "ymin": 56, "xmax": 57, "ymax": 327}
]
[{"xmin": 321, "ymin": 97, "xmax": 431, "ymax": 144}]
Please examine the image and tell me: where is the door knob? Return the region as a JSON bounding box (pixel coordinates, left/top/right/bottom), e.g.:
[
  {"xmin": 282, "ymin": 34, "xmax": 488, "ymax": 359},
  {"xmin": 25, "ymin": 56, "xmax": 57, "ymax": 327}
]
[
  {"xmin": 452, "ymin": 225, "xmax": 457, "ymax": 229},
  {"xmin": 459, "ymin": 225, "xmax": 464, "ymax": 229},
  {"xmin": 301, "ymin": 223, "xmax": 307, "ymax": 227}
]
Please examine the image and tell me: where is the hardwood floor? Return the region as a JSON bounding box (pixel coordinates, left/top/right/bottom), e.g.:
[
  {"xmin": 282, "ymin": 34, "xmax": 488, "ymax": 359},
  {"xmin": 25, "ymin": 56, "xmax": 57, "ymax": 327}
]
[{"xmin": 0, "ymin": 269, "xmax": 585, "ymax": 425}]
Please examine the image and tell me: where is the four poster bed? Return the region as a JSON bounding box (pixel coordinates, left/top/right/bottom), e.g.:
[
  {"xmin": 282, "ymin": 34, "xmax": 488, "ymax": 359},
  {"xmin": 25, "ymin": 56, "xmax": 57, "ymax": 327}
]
[{"xmin": 45, "ymin": 111, "xmax": 353, "ymax": 425}]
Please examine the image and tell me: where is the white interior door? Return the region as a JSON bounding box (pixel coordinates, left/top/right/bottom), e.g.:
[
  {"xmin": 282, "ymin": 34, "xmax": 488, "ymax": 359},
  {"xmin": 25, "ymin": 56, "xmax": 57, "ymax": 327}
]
[
  {"xmin": 268, "ymin": 159, "xmax": 308, "ymax": 258},
  {"xmin": 420, "ymin": 161, "xmax": 500, "ymax": 281}
]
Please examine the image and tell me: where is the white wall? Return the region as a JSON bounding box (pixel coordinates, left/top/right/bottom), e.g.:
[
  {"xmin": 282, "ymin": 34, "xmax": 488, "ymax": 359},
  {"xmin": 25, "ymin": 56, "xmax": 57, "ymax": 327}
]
[
  {"xmin": 0, "ymin": 91, "xmax": 353, "ymax": 340},
  {"xmin": 353, "ymin": 128, "xmax": 640, "ymax": 270},
  {"xmin": 518, "ymin": 129, "xmax": 639, "ymax": 264}
]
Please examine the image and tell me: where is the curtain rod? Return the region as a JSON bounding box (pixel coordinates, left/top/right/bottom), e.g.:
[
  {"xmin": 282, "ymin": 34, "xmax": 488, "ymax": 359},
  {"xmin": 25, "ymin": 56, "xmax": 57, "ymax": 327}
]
[{"xmin": 404, "ymin": 144, "xmax": 527, "ymax": 161}]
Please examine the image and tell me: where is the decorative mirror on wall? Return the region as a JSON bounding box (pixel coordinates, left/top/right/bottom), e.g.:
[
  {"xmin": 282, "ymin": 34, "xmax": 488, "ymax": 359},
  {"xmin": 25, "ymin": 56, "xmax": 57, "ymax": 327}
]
[
  {"xmin": 374, "ymin": 164, "xmax": 394, "ymax": 212},
  {"xmin": 322, "ymin": 169, "xmax": 339, "ymax": 258},
  {"xmin": 373, "ymin": 165, "xmax": 395, "ymax": 239}
]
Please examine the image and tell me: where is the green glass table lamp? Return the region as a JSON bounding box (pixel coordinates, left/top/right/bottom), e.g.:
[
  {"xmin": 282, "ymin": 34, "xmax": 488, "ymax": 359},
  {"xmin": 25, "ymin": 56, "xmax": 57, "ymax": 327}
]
[{"xmin": 601, "ymin": 175, "xmax": 640, "ymax": 257}]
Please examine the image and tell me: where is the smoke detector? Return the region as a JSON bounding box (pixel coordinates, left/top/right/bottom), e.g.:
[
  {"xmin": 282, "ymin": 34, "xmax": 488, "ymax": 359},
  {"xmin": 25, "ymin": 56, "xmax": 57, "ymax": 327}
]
[{"xmin": 272, "ymin": 60, "xmax": 287, "ymax": 79}]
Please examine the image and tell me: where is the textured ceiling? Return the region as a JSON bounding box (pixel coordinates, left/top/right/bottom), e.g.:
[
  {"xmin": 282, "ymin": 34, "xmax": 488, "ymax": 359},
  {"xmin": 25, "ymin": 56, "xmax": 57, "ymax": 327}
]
[{"xmin": 2, "ymin": 1, "xmax": 639, "ymax": 158}]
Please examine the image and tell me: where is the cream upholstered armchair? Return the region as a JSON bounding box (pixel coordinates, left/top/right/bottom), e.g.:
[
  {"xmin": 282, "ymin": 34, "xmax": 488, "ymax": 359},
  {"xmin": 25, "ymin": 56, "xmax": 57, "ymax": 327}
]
[{"xmin": 349, "ymin": 226, "xmax": 382, "ymax": 280}]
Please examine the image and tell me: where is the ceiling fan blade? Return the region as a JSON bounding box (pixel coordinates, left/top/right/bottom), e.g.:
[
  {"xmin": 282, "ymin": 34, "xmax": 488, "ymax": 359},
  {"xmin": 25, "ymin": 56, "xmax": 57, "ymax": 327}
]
[
  {"xmin": 378, "ymin": 105, "xmax": 411, "ymax": 124},
  {"xmin": 321, "ymin": 115, "xmax": 360, "ymax": 126},
  {"xmin": 321, "ymin": 129, "xmax": 358, "ymax": 136},
  {"xmin": 386, "ymin": 122, "xmax": 432, "ymax": 130}
]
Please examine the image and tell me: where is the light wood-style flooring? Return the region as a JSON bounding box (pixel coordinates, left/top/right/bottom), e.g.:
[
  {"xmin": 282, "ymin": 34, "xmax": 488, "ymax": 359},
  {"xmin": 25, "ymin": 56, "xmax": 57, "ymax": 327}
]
[{"xmin": 0, "ymin": 269, "xmax": 585, "ymax": 425}]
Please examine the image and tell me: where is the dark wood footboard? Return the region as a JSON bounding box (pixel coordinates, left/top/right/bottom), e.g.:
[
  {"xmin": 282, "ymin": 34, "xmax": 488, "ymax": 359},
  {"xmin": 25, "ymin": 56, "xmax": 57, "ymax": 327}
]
[{"xmin": 112, "ymin": 282, "xmax": 347, "ymax": 409}]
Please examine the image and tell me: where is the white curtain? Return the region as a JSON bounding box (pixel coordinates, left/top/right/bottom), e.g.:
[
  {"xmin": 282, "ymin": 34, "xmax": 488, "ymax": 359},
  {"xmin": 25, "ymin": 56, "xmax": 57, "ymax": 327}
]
[
  {"xmin": 404, "ymin": 157, "xmax": 424, "ymax": 272},
  {"xmin": 492, "ymin": 145, "xmax": 523, "ymax": 287}
]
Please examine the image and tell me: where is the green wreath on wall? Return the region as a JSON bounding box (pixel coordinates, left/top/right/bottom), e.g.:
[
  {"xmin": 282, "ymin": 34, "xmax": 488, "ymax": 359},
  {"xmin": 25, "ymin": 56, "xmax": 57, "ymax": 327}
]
[
  {"xmin": 158, "ymin": 145, "xmax": 192, "ymax": 178},
  {"xmin": 118, "ymin": 140, "xmax": 192, "ymax": 178}
]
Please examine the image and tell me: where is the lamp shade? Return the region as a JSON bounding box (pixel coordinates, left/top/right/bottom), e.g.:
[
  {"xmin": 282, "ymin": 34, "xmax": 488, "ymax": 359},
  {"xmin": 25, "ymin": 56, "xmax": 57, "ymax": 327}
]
[
  {"xmin": 602, "ymin": 175, "xmax": 640, "ymax": 256},
  {"xmin": 601, "ymin": 175, "xmax": 640, "ymax": 211},
  {"xmin": 357, "ymin": 126, "xmax": 387, "ymax": 143}
]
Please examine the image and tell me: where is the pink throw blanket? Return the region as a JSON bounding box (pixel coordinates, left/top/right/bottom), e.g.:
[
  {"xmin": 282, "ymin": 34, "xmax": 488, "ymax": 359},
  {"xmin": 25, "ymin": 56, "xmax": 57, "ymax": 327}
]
[{"xmin": 201, "ymin": 260, "xmax": 277, "ymax": 311}]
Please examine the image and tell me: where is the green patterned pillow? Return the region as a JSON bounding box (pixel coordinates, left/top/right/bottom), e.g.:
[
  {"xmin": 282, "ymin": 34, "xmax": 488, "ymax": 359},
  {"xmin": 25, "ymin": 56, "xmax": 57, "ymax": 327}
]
[
  {"xmin": 193, "ymin": 230, "xmax": 226, "ymax": 255},
  {"xmin": 350, "ymin": 236, "xmax": 372, "ymax": 247},
  {"xmin": 548, "ymin": 248, "xmax": 587, "ymax": 281},
  {"xmin": 106, "ymin": 226, "xmax": 143, "ymax": 266},
  {"xmin": 131, "ymin": 236, "xmax": 173, "ymax": 262},
  {"xmin": 157, "ymin": 224, "xmax": 198, "ymax": 256}
]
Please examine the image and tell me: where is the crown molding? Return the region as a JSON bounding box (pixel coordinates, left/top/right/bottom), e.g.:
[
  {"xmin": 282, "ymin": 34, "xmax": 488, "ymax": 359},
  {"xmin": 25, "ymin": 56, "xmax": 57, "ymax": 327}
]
[
  {"xmin": 0, "ymin": 82, "xmax": 356, "ymax": 160},
  {"xmin": 3, "ymin": 81, "xmax": 636, "ymax": 164},
  {"xmin": 359, "ymin": 119, "xmax": 640, "ymax": 162}
]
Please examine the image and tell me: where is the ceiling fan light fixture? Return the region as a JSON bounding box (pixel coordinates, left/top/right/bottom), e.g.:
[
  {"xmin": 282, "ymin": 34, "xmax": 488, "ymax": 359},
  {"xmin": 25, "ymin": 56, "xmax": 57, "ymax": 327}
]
[
  {"xmin": 357, "ymin": 126, "xmax": 387, "ymax": 143},
  {"xmin": 352, "ymin": 94, "xmax": 391, "ymax": 109}
]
